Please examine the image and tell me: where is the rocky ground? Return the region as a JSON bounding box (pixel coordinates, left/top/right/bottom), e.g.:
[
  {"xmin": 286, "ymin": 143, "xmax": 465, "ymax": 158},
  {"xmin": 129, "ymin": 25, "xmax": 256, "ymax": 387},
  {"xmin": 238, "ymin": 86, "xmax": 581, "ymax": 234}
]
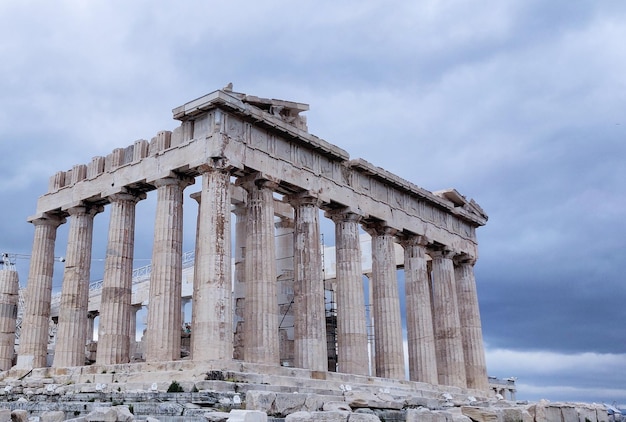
[
  {"xmin": 0, "ymin": 384, "xmax": 621, "ymax": 422},
  {"xmin": 0, "ymin": 362, "xmax": 622, "ymax": 421}
]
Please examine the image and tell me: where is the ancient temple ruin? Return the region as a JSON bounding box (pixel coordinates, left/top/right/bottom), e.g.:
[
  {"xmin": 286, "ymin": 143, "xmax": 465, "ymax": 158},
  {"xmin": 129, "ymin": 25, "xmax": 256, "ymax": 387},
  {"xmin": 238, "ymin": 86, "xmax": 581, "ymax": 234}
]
[{"xmin": 2, "ymin": 87, "xmax": 489, "ymax": 393}]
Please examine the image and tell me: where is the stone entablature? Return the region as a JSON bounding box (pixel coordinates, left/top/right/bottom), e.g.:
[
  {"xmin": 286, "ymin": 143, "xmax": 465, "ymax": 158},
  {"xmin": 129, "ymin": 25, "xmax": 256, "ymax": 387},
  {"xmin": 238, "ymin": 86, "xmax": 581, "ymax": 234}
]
[
  {"xmin": 12, "ymin": 87, "xmax": 490, "ymax": 394},
  {"xmin": 32, "ymin": 89, "xmax": 485, "ymax": 258}
]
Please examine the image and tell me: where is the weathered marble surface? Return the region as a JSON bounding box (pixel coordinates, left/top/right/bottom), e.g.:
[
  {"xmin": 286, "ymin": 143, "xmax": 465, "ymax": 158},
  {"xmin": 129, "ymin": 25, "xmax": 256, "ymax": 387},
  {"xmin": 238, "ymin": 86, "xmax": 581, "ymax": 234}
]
[{"xmin": 15, "ymin": 87, "xmax": 490, "ymax": 395}]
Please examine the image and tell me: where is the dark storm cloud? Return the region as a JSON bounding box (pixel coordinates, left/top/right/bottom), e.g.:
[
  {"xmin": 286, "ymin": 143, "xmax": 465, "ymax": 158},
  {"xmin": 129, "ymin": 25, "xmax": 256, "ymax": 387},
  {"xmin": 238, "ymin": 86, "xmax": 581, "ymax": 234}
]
[{"xmin": 475, "ymin": 124, "xmax": 626, "ymax": 355}]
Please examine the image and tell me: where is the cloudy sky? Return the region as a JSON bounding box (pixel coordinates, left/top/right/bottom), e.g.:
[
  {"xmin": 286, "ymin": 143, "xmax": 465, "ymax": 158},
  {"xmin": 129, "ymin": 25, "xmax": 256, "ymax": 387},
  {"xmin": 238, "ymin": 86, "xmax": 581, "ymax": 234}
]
[{"xmin": 1, "ymin": 0, "xmax": 625, "ymax": 404}]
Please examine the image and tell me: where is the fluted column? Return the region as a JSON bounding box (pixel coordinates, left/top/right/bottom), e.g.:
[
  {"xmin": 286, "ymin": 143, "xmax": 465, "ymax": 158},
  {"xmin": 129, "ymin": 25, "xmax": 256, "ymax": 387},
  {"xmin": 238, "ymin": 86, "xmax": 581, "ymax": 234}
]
[
  {"xmin": 232, "ymin": 204, "xmax": 247, "ymax": 361},
  {"xmin": 455, "ymin": 255, "xmax": 489, "ymax": 390},
  {"xmin": 275, "ymin": 216, "xmax": 295, "ymax": 366},
  {"xmin": 239, "ymin": 175, "xmax": 279, "ymax": 365},
  {"xmin": 189, "ymin": 191, "xmax": 201, "ymax": 357},
  {"xmin": 16, "ymin": 214, "xmax": 65, "ymax": 369},
  {"xmin": 96, "ymin": 191, "xmax": 143, "ymax": 365},
  {"xmin": 145, "ymin": 176, "xmax": 192, "ymax": 362},
  {"xmin": 365, "ymin": 272, "xmax": 375, "ymax": 376},
  {"xmin": 430, "ymin": 247, "xmax": 466, "ymax": 388},
  {"xmin": 400, "ymin": 234, "xmax": 438, "ymax": 384},
  {"xmin": 365, "ymin": 222, "xmax": 405, "ymax": 380},
  {"xmin": 0, "ymin": 264, "xmax": 19, "ymax": 371},
  {"xmin": 288, "ymin": 192, "xmax": 327, "ymax": 372},
  {"xmin": 53, "ymin": 204, "xmax": 102, "ymax": 368},
  {"xmin": 327, "ymin": 210, "xmax": 368, "ymax": 375},
  {"xmin": 191, "ymin": 163, "xmax": 232, "ymax": 361}
]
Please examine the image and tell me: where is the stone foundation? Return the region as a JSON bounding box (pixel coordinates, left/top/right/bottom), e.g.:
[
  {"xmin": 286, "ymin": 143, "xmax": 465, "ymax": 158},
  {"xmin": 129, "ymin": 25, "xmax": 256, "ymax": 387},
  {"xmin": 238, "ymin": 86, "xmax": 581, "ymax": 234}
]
[{"xmin": 0, "ymin": 362, "xmax": 620, "ymax": 421}]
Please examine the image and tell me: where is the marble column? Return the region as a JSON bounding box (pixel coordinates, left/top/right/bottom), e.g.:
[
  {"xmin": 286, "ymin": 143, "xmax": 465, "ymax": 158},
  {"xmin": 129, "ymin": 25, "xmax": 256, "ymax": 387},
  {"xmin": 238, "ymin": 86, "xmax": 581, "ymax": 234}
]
[
  {"xmin": 240, "ymin": 176, "xmax": 279, "ymax": 365},
  {"xmin": 289, "ymin": 192, "xmax": 327, "ymax": 372},
  {"xmin": 430, "ymin": 247, "xmax": 466, "ymax": 388},
  {"xmin": 365, "ymin": 272, "xmax": 375, "ymax": 377},
  {"xmin": 189, "ymin": 191, "xmax": 201, "ymax": 357},
  {"xmin": 16, "ymin": 214, "xmax": 65, "ymax": 369},
  {"xmin": 145, "ymin": 176, "xmax": 191, "ymax": 363},
  {"xmin": 401, "ymin": 235, "xmax": 438, "ymax": 384},
  {"xmin": 275, "ymin": 216, "xmax": 295, "ymax": 366},
  {"xmin": 53, "ymin": 204, "xmax": 102, "ymax": 368},
  {"xmin": 96, "ymin": 191, "xmax": 143, "ymax": 365},
  {"xmin": 455, "ymin": 255, "xmax": 489, "ymax": 390},
  {"xmin": 86, "ymin": 311, "xmax": 98, "ymax": 343},
  {"xmin": 129, "ymin": 304, "xmax": 142, "ymax": 359},
  {"xmin": 181, "ymin": 298, "xmax": 191, "ymax": 328},
  {"xmin": 327, "ymin": 210, "xmax": 368, "ymax": 375},
  {"xmin": 0, "ymin": 265, "xmax": 19, "ymax": 371},
  {"xmin": 232, "ymin": 204, "xmax": 247, "ymax": 361},
  {"xmin": 191, "ymin": 163, "xmax": 232, "ymax": 361},
  {"xmin": 366, "ymin": 223, "xmax": 405, "ymax": 380}
]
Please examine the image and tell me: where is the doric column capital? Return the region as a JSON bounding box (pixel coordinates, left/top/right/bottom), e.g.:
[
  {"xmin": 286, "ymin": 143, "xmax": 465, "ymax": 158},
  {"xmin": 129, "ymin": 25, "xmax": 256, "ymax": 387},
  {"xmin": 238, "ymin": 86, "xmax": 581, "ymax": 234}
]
[
  {"xmin": 30, "ymin": 213, "xmax": 66, "ymax": 228},
  {"xmin": 454, "ymin": 253, "xmax": 477, "ymax": 266},
  {"xmin": 285, "ymin": 190, "xmax": 322, "ymax": 208},
  {"xmin": 108, "ymin": 190, "xmax": 146, "ymax": 204},
  {"xmin": 67, "ymin": 203, "xmax": 104, "ymax": 218},
  {"xmin": 362, "ymin": 220, "xmax": 397, "ymax": 237},
  {"xmin": 236, "ymin": 172, "xmax": 280, "ymax": 192},
  {"xmin": 152, "ymin": 174, "xmax": 194, "ymax": 190},
  {"xmin": 427, "ymin": 245, "xmax": 455, "ymax": 260},
  {"xmin": 325, "ymin": 207, "xmax": 363, "ymax": 224},
  {"xmin": 398, "ymin": 233, "xmax": 431, "ymax": 248}
]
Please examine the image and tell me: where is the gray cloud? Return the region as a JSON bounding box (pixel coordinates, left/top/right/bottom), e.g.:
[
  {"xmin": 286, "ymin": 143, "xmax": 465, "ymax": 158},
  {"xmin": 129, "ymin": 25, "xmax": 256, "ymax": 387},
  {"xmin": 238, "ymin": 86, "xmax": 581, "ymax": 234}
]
[{"xmin": 1, "ymin": 0, "xmax": 625, "ymax": 404}]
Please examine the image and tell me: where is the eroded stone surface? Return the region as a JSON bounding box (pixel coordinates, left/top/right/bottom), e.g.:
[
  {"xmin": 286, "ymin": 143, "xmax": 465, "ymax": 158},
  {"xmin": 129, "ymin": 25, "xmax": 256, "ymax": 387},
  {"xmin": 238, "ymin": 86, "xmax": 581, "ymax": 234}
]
[{"xmin": 14, "ymin": 88, "xmax": 489, "ymax": 394}]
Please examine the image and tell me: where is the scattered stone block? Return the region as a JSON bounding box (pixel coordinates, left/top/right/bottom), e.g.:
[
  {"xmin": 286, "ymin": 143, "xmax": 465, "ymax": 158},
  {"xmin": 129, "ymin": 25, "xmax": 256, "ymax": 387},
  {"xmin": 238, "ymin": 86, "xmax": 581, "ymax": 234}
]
[
  {"xmin": 246, "ymin": 390, "xmax": 277, "ymax": 414},
  {"xmin": 155, "ymin": 402, "xmax": 184, "ymax": 416},
  {"xmin": 10, "ymin": 409, "xmax": 29, "ymax": 422},
  {"xmin": 349, "ymin": 413, "xmax": 382, "ymax": 421},
  {"xmin": 375, "ymin": 392, "xmax": 404, "ymax": 409},
  {"xmin": 462, "ymin": 406, "xmax": 499, "ymax": 422},
  {"xmin": 40, "ymin": 411, "xmax": 67, "ymax": 422},
  {"xmin": 227, "ymin": 409, "xmax": 268, "ymax": 421},
  {"xmin": 542, "ymin": 405, "xmax": 564, "ymax": 422},
  {"xmin": 286, "ymin": 411, "xmax": 313, "ymax": 421},
  {"xmin": 597, "ymin": 407, "xmax": 609, "ymax": 422},
  {"xmin": 373, "ymin": 409, "xmax": 407, "ymax": 421},
  {"xmin": 345, "ymin": 391, "xmax": 403, "ymax": 410},
  {"xmin": 85, "ymin": 406, "xmax": 120, "ymax": 422},
  {"xmin": 405, "ymin": 396, "xmax": 441, "ymax": 409},
  {"xmin": 578, "ymin": 406, "xmax": 598, "ymax": 422},
  {"xmin": 451, "ymin": 412, "xmax": 473, "ymax": 422},
  {"xmin": 561, "ymin": 406, "xmax": 579, "ymax": 422},
  {"xmin": 303, "ymin": 393, "xmax": 325, "ymax": 411},
  {"xmin": 309, "ymin": 410, "xmax": 350, "ymax": 421},
  {"xmin": 273, "ymin": 392, "xmax": 308, "ymax": 415},
  {"xmin": 0, "ymin": 408, "xmax": 10, "ymax": 422},
  {"xmin": 114, "ymin": 405, "xmax": 135, "ymax": 421},
  {"xmin": 323, "ymin": 401, "xmax": 352, "ymax": 412},
  {"xmin": 407, "ymin": 408, "xmax": 449, "ymax": 422},
  {"xmin": 204, "ymin": 411, "xmax": 231, "ymax": 421}
]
